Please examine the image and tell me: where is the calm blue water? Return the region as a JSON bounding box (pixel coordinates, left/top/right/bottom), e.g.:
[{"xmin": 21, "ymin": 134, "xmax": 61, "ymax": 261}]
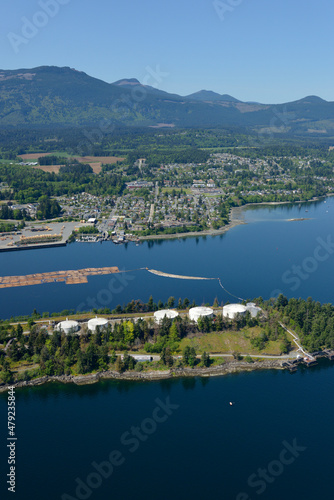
[
  {"xmin": 1, "ymin": 199, "xmax": 334, "ymax": 500},
  {"xmin": 0, "ymin": 197, "xmax": 333, "ymax": 318},
  {"xmin": 0, "ymin": 360, "xmax": 333, "ymax": 500}
]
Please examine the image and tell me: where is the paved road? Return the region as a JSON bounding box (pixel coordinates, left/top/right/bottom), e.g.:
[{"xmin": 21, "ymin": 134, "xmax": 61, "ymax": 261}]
[
  {"xmin": 209, "ymin": 353, "xmax": 295, "ymax": 359},
  {"xmin": 131, "ymin": 353, "xmax": 293, "ymax": 362},
  {"xmin": 111, "ymin": 197, "xmax": 120, "ymax": 217},
  {"xmin": 148, "ymin": 203, "xmax": 155, "ymax": 223},
  {"xmin": 154, "ymin": 181, "xmax": 159, "ymax": 203}
]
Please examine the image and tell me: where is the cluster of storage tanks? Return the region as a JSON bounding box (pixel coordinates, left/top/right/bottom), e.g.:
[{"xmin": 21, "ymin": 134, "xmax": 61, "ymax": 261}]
[
  {"xmin": 154, "ymin": 307, "xmax": 216, "ymax": 324},
  {"xmin": 55, "ymin": 317, "xmax": 109, "ymax": 334},
  {"xmin": 153, "ymin": 303, "xmax": 261, "ymax": 324},
  {"xmin": 222, "ymin": 303, "xmax": 261, "ymax": 319},
  {"xmin": 54, "ymin": 303, "xmax": 261, "ymax": 334}
]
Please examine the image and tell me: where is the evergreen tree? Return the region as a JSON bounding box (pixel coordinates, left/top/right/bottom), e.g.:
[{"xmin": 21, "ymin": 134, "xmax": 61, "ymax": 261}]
[
  {"xmin": 94, "ymin": 327, "xmax": 102, "ymax": 346},
  {"xmin": 110, "ymin": 350, "xmax": 117, "ymax": 364},
  {"xmin": 183, "ymin": 298, "xmax": 190, "ymax": 309},
  {"xmin": 161, "ymin": 346, "xmax": 174, "ymax": 367},
  {"xmin": 169, "ymin": 323, "xmax": 180, "ymax": 342},
  {"xmin": 7, "ymin": 340, "xmax": 20, "ymax": 362},
  {"xmin": 115, "ymin": 356, "xmax": 123, "ymax": 373},
  {"xmin": 182, "ymin": 346, "xmax": 197, "ymax": 367},
  {"xmin": 201, "ymin": 351, "xmax": 210, "ymax": 367},
  {"xmin": 167, "ymin": 296, "xmax": 175, "ymax": 308}
]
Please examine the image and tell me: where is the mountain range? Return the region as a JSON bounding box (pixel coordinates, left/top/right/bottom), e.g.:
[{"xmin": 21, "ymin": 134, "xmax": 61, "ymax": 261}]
[{"xmin": 0, "ymin": 65, "xmax": 333, "ymax": 136}]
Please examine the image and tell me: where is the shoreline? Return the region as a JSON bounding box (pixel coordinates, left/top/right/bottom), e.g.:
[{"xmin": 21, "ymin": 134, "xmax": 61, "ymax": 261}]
[
  {"xmin": 138, "ymin": 217, "xmax": 245, "ymax": 241},
  {"xmin": 0, "ymin": 241, "xmax": 67, "ymax": 253},
  {"xmin": 0, "ymin": 359, "xmax": 283, "ymax": 393},
  {"xmin": 0, "ymin": 195, "xmax": 330, "ymax": 250},
  {"xmin": 136, "ymin": 195, "xmax": 330, "ymax": 242}
]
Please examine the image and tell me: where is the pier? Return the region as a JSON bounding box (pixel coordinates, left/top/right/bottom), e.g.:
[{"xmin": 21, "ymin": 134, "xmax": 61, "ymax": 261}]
[
  {"xmin": 282, "ymin": 360, "xmax": 300, "ymax": 372},
  {"xmin": 282, "ymin": 350, "xmax": 334, "ymax": 373},
  {"xmin": 322, "ymin": 349, "xmax": 334, "ymax": 360},
  {"xmin": 277, "ymin": 322, "xmax": 334, "ymax": 372}
]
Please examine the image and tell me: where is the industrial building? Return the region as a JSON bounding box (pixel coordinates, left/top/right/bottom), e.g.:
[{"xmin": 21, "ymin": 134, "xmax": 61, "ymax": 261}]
[{"xmin": 131, "ymin": 355, "xmax": 153, "ymax": 362}]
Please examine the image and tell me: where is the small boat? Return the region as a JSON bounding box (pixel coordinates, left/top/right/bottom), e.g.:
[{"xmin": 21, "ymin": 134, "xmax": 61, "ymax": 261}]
[{"xmin": 229, "ymin": 402, "xmax": 234, "ymax": 406}]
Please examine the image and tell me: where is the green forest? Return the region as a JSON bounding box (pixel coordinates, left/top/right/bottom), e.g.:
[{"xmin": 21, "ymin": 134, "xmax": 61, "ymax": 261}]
[
  {"xmin": 1, "ymin": 294, "xmax": 333, "ymax": 385},
  {"xmin": 275, "ymin": 294, "xmax": 334, "ymax": 351},
  {"xmin": 0, "ymin": 162, "xmax": 124, "ymax": 203}
]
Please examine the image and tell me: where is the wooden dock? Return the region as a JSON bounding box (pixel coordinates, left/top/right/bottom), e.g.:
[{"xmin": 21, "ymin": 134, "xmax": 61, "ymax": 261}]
[
  {"xmin": 283, "ymin": 349, "xmax": 334, "ymax": 372},
  {"xmin": 303, "ymin": 357, "xmax": 318, "ymax": 367},
  {"xmin": 282, "ymin": 360, "xmax": 300, "ymax": 373},
  {"xmin": 322, "ymin": 349, "xmax": 334, "ymax": 360},
  {"xmin": 0, "ymin": 267, "xmax": 120, "ymax": 289}
]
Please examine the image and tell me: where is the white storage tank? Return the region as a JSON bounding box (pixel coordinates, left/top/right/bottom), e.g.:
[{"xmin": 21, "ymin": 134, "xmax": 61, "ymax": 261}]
[
  {"xmin": 154, "ymin": 309, "xmax": 179, "ymax": 324},
  {"xmin": 222, "ymin": 304, "xmax": 247, "ymax": 319},
  {"xmin": 246, "ymin": 303, "xmax": 261, "ymax": 318},
  {"xmin": 55, "ymin": 318, "xmax": 79, "ymax": 334},
  {"xmin": 189, "ymin": 307, "xmax": 214, "ymax": 322},
  {"xmin": 87, "ymin": 317, "xmax": 109, "ymax": 332}
]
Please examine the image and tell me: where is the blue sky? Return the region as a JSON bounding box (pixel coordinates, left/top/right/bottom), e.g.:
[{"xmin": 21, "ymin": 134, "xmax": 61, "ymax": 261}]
[{"xmin": 1, "ymin": 0, "xmax": 334, "ymax": 103}]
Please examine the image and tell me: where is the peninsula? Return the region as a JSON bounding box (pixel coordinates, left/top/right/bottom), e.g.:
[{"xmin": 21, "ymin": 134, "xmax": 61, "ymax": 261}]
[{"xmin": 1, "ymin": 294, "xmax": 334, "ymax": 391}]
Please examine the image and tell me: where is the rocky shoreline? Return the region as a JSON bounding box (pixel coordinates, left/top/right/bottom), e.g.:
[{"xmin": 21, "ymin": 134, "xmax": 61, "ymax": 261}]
[{"xmin": 0, "ymin": 359, "xmax": 284, "ymax": 393}]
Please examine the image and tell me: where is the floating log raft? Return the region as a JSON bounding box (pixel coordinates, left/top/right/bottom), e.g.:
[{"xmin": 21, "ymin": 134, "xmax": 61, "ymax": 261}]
[{"xmin": 0, "ymin": 267, "xmax": 120, "ymax": 289}]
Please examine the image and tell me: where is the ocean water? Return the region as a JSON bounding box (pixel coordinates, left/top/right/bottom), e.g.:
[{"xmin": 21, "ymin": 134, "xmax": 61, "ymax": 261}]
[
  {"xmin": 0, "ymin": 359, "xmax": 333, "ymax": 500},
  {"xmin": 1, "ymin": 198, "xmax": 334, "ymax": 500},
  {"xmin": 0, "ymin": 197, "xmax": 333, "ymax": 318}
]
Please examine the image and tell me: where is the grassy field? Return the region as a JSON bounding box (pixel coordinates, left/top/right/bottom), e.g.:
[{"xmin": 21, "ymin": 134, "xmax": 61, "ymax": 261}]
[
  {"xmin": 75, "ymin": 156, "xmax": 125, "ymax": 164},
  {"xmin": 161, "ymin": 187, "xmax": 192, "ymax": 194},
  {"xmin": 179, "ymin": 327, "xmax": 289, "ymax": 356},
  {"xmin": 10, "ymin": 361, "xmax": 39, "ymax": 374},
  {"xmin": 17, "ymin": 153, "xmax": 125, "ymax": 175},
  {"xmin": 33, "ymin": 165, "xmax": 64, "ymax": 173}
]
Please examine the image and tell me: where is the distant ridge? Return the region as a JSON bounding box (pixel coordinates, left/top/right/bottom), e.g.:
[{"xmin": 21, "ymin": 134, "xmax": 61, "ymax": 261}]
[
  {"xmin": 0, "ymin": 65, "xmax": 334, "ymax": 135},
  {"xmin": 185, "ymin": 90, "xmax": 241, "ymax": 103},
  {"xmin": 294, "ymin": 95, "xmax": 328, "ymax": 104},
  {"xmin": 112, "ymin": 78, "xmax": 142, "ymax": 86}
]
